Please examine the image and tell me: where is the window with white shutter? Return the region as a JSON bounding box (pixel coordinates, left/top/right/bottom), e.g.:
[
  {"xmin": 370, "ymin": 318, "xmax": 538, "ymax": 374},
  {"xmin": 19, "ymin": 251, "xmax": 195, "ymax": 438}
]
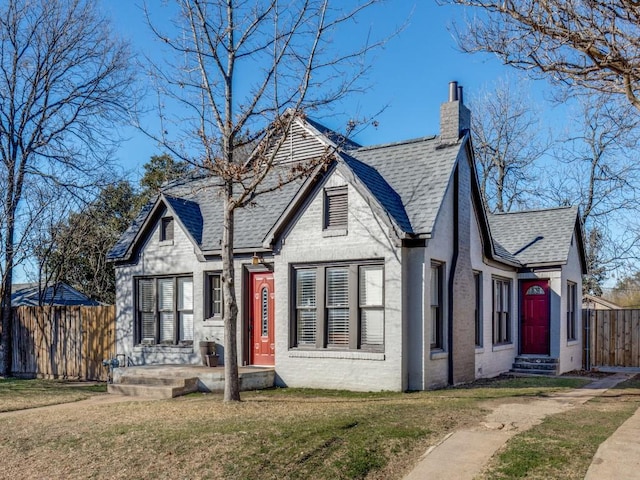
[
  {"xmin": 178, "ymin": 277, "xmax": 193, "ymax": 342},
  {"xmin": 292, "ymin": 261, "xmax": 384, "ymax": 352},
  {"xmin": 327, "ymin": 267, "xmax": 349, "ymax": 347},
  {"xmin": 138, "ymin": 279, "xmax": 155, "ymax": 344},
  {"xmin": 360, "ymin": 265, "xmax": 384, "ymax": 347},
  {"xmin": 296, "ymin": 269, "xmax": 317, "ymax": 345},
  {"xmin": 135, "ymin": 275, "xmax": 193, "ymax": 346}
]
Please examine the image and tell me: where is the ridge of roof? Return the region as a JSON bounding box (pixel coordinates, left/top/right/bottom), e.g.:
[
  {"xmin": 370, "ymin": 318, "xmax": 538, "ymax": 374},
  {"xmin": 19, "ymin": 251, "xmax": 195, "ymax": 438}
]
[
  {"xmin": 353, "ymin": 135, "xmax": 438, "ymax": 152},
  {"xmin": 489, "ymin": 205, "xmax": 577, "ymax": 216}
]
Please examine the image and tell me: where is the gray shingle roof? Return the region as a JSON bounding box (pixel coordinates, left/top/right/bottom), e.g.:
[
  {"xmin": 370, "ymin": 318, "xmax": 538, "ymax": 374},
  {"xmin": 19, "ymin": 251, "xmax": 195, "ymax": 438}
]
[
  {"xmin": 164, "ymin": 195, "xmax": 203, "ymax": 245},
  {"xmin": 340, "ymin": 153, "xmax": 413, "ymax": 233},
  {"xmin": 108, "ymin": 115, "xmax": 579, "ymax": 271},
  {"xmin": 488, "ymin": 206, "xmax": 580, "ymax": 266},
  {"xmin": 153, "ymin": 169, "xmax": 304, "ymax": 252},
  {"xmin": 107, "ymin": 201, "xmax": 155, "ymax": 261},
  {"xmin": 349, "ymin": 136, "xmax": 460, "ymax": 235}
]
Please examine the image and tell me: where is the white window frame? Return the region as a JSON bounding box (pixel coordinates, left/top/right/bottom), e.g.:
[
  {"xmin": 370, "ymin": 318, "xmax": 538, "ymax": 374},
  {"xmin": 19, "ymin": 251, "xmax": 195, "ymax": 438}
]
[
  {"xmin": 493, "ymin": 277, "xmax": 511, "ymax": 345},
  {"xmin": 567, "ymin": 281, "xmax": 577, "ymax": 341}
]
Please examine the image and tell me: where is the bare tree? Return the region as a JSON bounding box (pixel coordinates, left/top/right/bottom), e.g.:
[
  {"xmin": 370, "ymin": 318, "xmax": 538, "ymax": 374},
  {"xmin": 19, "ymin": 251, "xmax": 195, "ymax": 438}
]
[
  {"xmin": 144, "ymin": 0, "xmax": 386, "ymax": 401},
  {"xmin": 448, "ymin": 0, "xmax": 640, "ymax": 111},
  {"xmin": 543, "ymin": 95, "xmax": 640, "ymax": 293},
  {"xmin": 470, "ymin": 77, "xmax": 548, "ymax": 212},
  {"xmin": 0, "ymin": 0, "xmax": 133, "ymax": 374}
]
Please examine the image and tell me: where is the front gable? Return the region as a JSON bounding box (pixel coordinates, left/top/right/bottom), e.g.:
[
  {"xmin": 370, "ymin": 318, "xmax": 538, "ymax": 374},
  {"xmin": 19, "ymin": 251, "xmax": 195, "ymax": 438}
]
[{"xmin": 113, "ymin": 194, "xmax": 204, "ymax": 265}]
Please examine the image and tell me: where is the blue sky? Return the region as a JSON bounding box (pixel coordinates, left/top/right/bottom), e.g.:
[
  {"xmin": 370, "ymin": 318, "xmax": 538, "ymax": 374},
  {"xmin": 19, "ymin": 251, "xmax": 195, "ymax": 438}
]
[{"xmin": 106, "ymin": 1, "xmax": 546, "ymax": 181}]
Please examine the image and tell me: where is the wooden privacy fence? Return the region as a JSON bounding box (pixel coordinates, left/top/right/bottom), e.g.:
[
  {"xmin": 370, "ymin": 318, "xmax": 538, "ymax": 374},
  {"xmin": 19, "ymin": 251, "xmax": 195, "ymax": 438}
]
[
  {"xmin": 583, "ymin": 309, "xmax": 640, "ymax": 369},
  {"xmin": 11, "ymin": 305, "xmax": 115, "ymax": 381}
]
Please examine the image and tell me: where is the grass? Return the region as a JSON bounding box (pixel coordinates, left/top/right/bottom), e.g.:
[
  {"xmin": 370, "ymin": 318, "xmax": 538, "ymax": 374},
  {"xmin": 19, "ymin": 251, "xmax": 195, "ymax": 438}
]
[
  {"xmin": 0, "ymin": 378, "xmax": 106, "ymax": 412},
  {"xmin": 0, "ymin": 376, "xmax": 597, "ymax": 480},
  {"xmin": 480, "ymin": 376, "xmax": 640, "ymax": 479}
]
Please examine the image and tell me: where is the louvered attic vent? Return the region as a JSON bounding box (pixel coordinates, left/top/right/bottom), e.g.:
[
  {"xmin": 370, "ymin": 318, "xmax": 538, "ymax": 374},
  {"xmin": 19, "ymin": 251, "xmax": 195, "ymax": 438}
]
[{"xmin": 324, "ymin": 186, "xmax": 348, "ymax": 229}]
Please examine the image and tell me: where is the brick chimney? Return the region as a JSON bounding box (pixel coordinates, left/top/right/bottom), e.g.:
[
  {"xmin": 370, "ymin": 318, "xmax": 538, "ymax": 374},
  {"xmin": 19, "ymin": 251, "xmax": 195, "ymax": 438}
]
[{"xmin": 439, "ymin": 81, "xmax": 471, "ymax": 145}]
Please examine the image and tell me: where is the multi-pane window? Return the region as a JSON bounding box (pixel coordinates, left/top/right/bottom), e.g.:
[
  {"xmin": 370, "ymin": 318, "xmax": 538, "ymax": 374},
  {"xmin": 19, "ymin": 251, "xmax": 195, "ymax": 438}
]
[
  {"xmin": 567, "ymin": 282, "xmax": 577, "ymax": 341},
  {"xmin": 292, "ymin": 262, "xmax": 384, "ymax": 351},
  {"xmin": 474, "ymin": 271, "xmax": 482, "ymax": 347},
  {"xmin": 206, "ymin": 273, "xmax": 223, "ymax": 319},
  {"xmin": 296, "ymin": 269, "xmax": 317, "ymax": 345},
  {"xmin": 360, "ymin": 265, "xmax": 384, "ymax": 346},
  {"xmin": 493, "ymin": 277, "xmax": 511, "ymax": 344},
  {"xmin": 136, "ymin": 276, "xmax": 193, "ymax": 345},
  {"xmin": 324, "ymin": 186, "xmax": 348, "ymax": 229},
  {"xmin": 327, "ymin": 267, "xmax": 349, "ymax": 346},
  {"xmin": 431, "ymin": 262, "xmax": 444, "ymax": 350},
  {"xmin": 160, "ymin": 216, "xmax": 174, "ymax": 241}
]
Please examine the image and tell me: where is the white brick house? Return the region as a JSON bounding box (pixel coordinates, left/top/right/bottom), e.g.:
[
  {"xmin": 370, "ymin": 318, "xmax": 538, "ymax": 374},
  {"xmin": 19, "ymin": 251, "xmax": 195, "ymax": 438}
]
[{"xmin": 108, "ymin": 82, "xmax": 586, "ymax": 391}]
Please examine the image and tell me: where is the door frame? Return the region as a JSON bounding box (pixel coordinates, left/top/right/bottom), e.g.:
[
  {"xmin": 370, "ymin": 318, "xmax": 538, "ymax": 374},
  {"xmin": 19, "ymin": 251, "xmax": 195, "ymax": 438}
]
[
  {"xmin": 519, "ymin": 278, "xmax": 551, "ymax": 355},
  {"xmin": 243, "ymin": 263, "xmax": 274, "ymax": 366}
]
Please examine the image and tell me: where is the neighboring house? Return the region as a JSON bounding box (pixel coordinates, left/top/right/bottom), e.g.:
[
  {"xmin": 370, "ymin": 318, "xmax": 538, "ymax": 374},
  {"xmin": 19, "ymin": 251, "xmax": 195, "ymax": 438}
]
[
  {"xmin": 11, "ymin": 282, "xmax": 100, "ymax": 306},
  {"xmin": 583, "ymin": 294, "xmax": 623, "ymax": 311},
  {"xmin": 108, "ymin": 82, "xmax": 586, "ymax": 391}
]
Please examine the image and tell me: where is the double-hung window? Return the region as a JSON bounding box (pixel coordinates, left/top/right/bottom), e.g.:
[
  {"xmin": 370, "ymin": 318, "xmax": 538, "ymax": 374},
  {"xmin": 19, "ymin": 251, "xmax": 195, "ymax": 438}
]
[
  {"xmin": 136, "ymin": 275, "xmax": 193, "ymax": 345},
  {"xmin": 474, "ymin": 271, "xmax": 482, "ymax": 347},
  {"xmin": 431, "ymin": 262, "xmax": 444, "ymax": 350},
  {"xmin": 292, "ymin": 262, "xmax": 384, "ymax": 351},
  {"xmin": 493, "ymin": 277, "xmax": 511, "ymax": 344},
  {"xmin": 205, "ymin": 273, "xmax": 223, "ymax": 319},
  {"xmin": 567, "ymin": 282, "xmax": 577, "ymax": 341}
]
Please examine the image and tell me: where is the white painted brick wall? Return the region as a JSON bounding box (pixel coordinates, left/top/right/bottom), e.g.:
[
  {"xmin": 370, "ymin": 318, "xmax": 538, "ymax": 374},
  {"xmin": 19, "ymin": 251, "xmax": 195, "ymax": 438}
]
[{"xmin": 274, "ymin": 170, "xmax": 405, "ymax": 392}]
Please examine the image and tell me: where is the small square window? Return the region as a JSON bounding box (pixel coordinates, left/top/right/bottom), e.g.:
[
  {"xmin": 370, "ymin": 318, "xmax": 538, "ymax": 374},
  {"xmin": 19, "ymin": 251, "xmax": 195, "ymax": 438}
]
[
  {"xmin": 160, "ymin": 217, "xmax": 174, "ymax": 242},
  {"xmin": 324, "ymin": 186, "xmax": 347, "ymax": 230}
]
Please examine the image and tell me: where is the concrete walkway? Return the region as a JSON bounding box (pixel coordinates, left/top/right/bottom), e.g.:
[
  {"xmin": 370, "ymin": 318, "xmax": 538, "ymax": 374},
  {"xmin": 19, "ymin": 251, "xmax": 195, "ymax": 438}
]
[
  {"xmin": 585, "ymin": 402, "xmax": 640, "ymax": 479},
  {"xmin": 404, "ymin": 373, "xmax": 633, "ymax": 480}
]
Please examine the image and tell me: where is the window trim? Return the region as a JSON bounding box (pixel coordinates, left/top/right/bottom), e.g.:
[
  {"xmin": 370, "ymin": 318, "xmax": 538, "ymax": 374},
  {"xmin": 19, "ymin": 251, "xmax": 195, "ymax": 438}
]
[
  {"xmin": 291, "ymin": 260, "xmax": 384, "ymax": 352},
  {"xmin": 135, "ymin": 274, "xmax": 193, "ymax": 346},
  {"xmin": 474, "ymin": 271, "xmax": 483, "ymax": 348},
  {"xmin": 160, "ymin": 216, "xmax": 174, "ymax": 242},
  {"xmin": 430, "ymin": 261, "xmax": 444, "ymax": 350},
  {"xmin": 567, "ymin": 281, "xmax": 577, "ymax": 341},
  {"xmin": 204, "ymin": 272, "xmax": 223, "ymax": 320},
  {"xmin": 492, "ymin": 276, "xmax": 512, "ymax": 345},
  {"xmin": 323, "ymin": 185, "xmax": 348, "ymax": 231}
]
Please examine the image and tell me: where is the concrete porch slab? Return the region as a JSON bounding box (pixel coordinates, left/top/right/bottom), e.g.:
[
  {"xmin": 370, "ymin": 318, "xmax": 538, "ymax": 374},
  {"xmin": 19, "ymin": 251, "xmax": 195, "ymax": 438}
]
[{"xmin": 111, "ymin": 364, "xmax": 275, "ymax": 394}]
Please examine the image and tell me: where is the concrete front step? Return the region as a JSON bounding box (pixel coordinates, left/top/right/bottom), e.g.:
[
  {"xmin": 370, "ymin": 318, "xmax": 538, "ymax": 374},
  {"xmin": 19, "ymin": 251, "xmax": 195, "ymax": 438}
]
[
  {"xmin": 109, "ymin": 365, "xmax": 276, "ymax": 398},
  {"xmin": 510, "ymin": 368, "xmax": 558, "ymax": 376},
  {"xmin": 108, "ymin": 376, "xmax": 198, "ymax": 399},
  {"xmin": 511, "ymin": 356, "xmax": 559, "ymax": 376}
]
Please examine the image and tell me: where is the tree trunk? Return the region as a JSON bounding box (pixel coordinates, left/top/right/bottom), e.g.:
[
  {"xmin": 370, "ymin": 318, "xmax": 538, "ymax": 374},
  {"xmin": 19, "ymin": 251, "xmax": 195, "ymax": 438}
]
[
  {"xmin": 222, "ymin": 189, "xmax": 241, "ymax": 401},
  {"xmin": 1, "ymin": 218, "xmax": 15, "ymax": 376}
]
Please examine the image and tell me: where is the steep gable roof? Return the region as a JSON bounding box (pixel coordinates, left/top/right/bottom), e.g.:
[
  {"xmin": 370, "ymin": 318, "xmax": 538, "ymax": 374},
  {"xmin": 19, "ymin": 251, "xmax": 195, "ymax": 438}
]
[
  {"xmin": 349, "ymin": 136, "xmax": 461, "ymax": 236},
  {"xmin": 488, "ymin": 206, "xmax": 585, "ymax": 269}
]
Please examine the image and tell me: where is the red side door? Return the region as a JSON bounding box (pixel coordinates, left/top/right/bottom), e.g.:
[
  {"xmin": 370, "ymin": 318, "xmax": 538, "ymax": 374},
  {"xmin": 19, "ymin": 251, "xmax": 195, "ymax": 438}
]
[
  {"xmin": 521, "ymin": 279, "xmax": 550, "ymax": 355},
  {"xmin": 251, "ymin": 272, "xmax": 275, "ymax": 366}
]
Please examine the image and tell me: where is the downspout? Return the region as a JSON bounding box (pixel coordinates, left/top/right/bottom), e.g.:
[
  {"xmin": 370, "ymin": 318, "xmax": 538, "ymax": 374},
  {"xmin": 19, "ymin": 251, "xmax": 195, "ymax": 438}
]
[{"xmin": 447, "ymin": 165, "xmax": 459, "ymax": 386}]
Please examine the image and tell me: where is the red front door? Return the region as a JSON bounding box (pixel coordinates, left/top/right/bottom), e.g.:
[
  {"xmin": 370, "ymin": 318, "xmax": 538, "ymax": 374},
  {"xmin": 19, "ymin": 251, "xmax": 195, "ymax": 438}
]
[
  {"xmin": 521, "ymin": 279, "xmax": 550, "ymax": 355},
  {"xmin": 250, "ymin": 272, "xmax": 275, "ymax": 365}
]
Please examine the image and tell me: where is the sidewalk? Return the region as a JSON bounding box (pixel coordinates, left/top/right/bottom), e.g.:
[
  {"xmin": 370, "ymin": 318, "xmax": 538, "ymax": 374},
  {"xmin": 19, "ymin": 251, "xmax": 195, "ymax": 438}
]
[
  {"xmin": 404, "ymin": 373, "xmax": 633, "ymax": 480},
  {"xmin": 585, "ymin": 402, "xmax": 640, "ymax": 479}
]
